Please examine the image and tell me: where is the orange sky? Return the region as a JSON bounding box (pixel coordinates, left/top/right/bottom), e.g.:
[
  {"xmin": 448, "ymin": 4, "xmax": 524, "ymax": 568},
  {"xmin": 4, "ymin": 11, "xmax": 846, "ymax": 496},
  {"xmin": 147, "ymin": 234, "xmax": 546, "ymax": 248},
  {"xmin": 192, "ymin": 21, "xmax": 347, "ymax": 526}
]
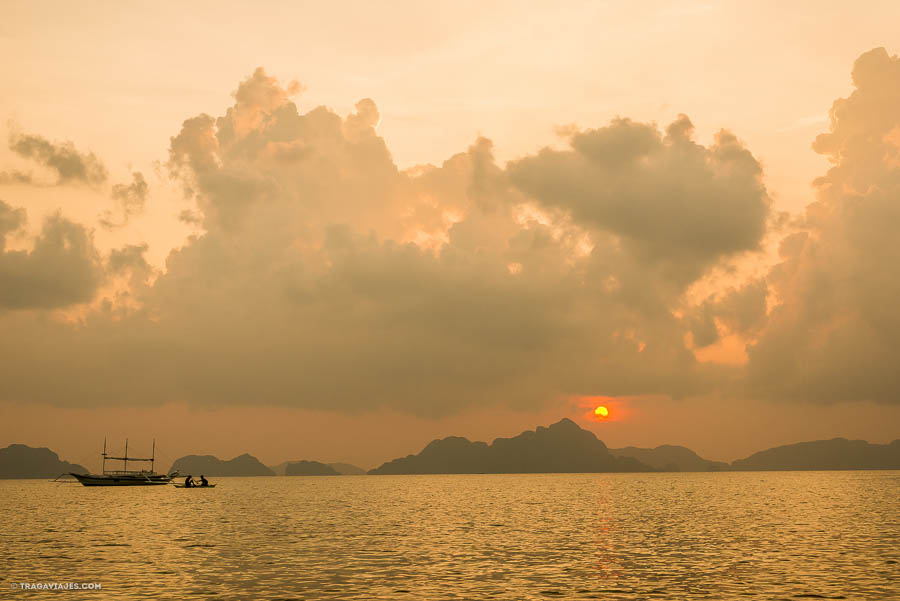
[
  {"xmin": 5, "ymin": 2, "xmax": 898, "ymax": 238},
  {"xmin": 1, "ymin": 2, "xmax": 899, "ymax": 469},
  {"xmin": 2, "ymin": 398, "xmax": 898, "ymax": 471}
]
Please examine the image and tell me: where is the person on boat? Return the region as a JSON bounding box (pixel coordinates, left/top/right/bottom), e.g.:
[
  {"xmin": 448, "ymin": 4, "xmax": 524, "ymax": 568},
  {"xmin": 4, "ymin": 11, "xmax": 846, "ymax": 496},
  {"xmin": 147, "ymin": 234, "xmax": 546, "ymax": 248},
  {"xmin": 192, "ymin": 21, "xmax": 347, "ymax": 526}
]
[
  {"xmin": 199, "ymin": 475, "xmax": 208, "ymax": 487},
  {"xmin": 184, "ymin": 475, "xmax": 194, "ymax": 488}
]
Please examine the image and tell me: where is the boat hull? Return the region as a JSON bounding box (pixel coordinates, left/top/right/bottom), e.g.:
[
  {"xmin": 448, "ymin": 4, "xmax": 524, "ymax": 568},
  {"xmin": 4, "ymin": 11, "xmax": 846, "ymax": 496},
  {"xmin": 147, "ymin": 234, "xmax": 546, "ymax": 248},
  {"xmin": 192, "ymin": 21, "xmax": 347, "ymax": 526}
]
[{"xmin": 70, "ymin": 473, "xmax": 172, "ymax": 486}]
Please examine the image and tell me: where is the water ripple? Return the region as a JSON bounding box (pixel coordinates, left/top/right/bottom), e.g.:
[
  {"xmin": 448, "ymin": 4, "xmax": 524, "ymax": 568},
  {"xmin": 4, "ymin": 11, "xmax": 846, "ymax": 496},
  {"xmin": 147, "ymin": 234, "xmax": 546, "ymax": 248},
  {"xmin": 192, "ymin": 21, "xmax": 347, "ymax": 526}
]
[{"xmin": 1, "ymin": 472, "xmax": 898, "ymax": 600}]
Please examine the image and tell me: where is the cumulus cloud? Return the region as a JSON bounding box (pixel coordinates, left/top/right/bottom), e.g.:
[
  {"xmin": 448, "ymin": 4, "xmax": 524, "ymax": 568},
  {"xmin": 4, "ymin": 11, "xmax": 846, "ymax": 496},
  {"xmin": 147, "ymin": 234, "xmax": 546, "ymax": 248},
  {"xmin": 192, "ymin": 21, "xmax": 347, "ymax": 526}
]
[
  {"xmin": 0, "ymin": 67, "xmax": 774, "ymax": 412},
  {"xmin": 7, "ymin": 131, "xmax": 107, "ymax": 186},
  {"xmin": 0, "ymin": 200, "xmax": 103, "ymax": 309},
  {"xmin": 26, "ymin": 53, "xmax": 900, "ymax": 413},
  {"xmin": 508, "ymin": 115, "xmax": 771, "ymax": 286},
  {"xmin": 745, "ymin": 47, "xmax": 900, "ymax": 404}
]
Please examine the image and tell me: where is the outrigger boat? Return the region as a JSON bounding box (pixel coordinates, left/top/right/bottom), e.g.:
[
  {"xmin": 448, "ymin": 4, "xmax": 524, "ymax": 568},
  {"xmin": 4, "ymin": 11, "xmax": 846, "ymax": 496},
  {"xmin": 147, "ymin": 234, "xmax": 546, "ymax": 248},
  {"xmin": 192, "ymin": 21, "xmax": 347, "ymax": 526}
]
[{"xmin": 70, "ymin": 439, "xmax": 176, "ymax": 486}]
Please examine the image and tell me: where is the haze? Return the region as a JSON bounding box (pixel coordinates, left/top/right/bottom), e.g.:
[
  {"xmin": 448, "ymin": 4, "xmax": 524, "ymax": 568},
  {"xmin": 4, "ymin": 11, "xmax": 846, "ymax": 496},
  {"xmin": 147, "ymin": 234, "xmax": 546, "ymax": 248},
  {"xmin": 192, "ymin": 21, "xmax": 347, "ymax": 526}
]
[{"xmin": 2, "ymin": 1, "xmax": 899, "ymax": 470}]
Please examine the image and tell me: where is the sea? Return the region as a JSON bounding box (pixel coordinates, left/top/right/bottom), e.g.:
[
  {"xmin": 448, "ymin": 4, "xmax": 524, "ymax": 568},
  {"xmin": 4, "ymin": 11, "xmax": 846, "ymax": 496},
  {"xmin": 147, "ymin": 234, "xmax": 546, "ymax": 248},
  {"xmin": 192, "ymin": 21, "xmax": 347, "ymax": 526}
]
[{"xmin": 2, "ymin": 471, "xmax": 898, "ymax": 600}]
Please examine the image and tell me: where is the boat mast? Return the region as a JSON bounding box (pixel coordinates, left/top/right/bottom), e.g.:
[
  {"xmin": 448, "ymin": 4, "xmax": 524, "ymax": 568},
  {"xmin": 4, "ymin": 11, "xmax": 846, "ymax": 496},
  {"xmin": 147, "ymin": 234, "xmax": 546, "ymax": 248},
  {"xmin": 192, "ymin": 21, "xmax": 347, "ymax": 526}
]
[
  {"xmin": 151, "ymin": 439, "xmax": 155, "ymax": 474},
  {"xmin": 102, "ymin": 438, "xmax": 107, "ymax": 474},
  {"xmin": 124, "ymin": 439, "xmax": 128, "ymax": 473}
]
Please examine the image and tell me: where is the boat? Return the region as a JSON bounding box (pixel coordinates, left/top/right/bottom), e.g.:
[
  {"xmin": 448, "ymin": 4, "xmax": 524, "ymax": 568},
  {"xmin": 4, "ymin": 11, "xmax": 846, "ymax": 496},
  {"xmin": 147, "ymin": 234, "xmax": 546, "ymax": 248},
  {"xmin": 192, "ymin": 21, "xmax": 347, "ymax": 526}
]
[
  {"xmin": 172, "ymin": 483, "xmax": 217, "ymax": 488},
  {"xmin": 70, "ymin": 439, "xmax": 175, "ymax": 486}
]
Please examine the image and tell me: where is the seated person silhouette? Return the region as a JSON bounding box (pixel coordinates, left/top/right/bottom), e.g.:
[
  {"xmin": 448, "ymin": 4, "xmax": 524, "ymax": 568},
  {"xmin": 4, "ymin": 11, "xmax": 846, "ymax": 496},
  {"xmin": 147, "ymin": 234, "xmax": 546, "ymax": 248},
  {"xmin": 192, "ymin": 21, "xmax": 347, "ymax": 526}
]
[
  {"xmin": 184, "ymin": 475, "xmax": 194, "ymax": 488},
  {"xmin": 199, "ymin": 475, "xmax": 209, "ymax": 487}
]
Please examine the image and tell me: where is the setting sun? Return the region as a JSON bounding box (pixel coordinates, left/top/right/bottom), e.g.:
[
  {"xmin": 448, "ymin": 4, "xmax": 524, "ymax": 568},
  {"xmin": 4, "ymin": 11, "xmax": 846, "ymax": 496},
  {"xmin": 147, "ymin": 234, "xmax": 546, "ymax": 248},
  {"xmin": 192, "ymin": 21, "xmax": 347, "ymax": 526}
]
[{"xmin": 578, "ymin": 396, "xmax": 627, "ymax": 423}]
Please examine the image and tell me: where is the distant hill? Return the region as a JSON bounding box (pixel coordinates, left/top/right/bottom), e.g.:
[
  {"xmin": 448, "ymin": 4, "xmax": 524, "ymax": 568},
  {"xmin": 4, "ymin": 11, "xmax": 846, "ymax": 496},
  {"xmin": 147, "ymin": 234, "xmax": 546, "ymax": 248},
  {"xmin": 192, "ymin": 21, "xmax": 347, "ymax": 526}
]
[
  {"xmin": 731, "ymin": 438, "xmax": 900, "ymax": 470},
  {"xmin": 285, "ymin": 460, "xmax": 339, "ymax": 476},
  {"xmin": 0, "ymin": 444, "xmax": 88, "ymax": 479},
  {"xmin": 369, "ymin": 418, "xmax": 652, "ymax": 474},
  {"xmin": 611, "ymin": 445, "xmax": 728, "ymax": 471},
  {"xmin": 328, "ymin": 462, "xmax": 366, "ymax": 475},
  {"xmin": 169, "ymin": 453, "xmax": 275, "ymax": 476},
  {"xmin": 268, "ymin": 461, "xmax": 365, "ymax": 475}
]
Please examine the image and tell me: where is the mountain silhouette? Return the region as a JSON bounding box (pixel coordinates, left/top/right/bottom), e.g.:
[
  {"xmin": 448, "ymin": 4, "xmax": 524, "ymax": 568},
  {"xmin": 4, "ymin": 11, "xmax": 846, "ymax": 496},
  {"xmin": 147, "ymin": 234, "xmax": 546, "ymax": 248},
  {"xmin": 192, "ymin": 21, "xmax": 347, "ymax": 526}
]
[
  {"xmin": 611, "ymin": 445, "xmax": 727, "ymax": 471},
  {"xmin": 369, "ymin": 418, "xmax": 652, "ymax": 474},
  {"xmin": 285, "ymin": 460, "xmax": 339, "ymax": 476},
  {"xmin": 169, "ymin": 453, "xmax": 275, "ymax": 476},
  {"xmin": 731, "ymin": 438, "xmax": 900, "ymax": 470},
  {"xmin": 327, "ymin": 462, "xmax": 366, "ymax": 475},
  {"xmin": 0, "ymin": 444, "xmax": 87, "ymax": 478},
  {"xmin": 268, "ymin": 461, "xmax": 365, "ymax": 475}
]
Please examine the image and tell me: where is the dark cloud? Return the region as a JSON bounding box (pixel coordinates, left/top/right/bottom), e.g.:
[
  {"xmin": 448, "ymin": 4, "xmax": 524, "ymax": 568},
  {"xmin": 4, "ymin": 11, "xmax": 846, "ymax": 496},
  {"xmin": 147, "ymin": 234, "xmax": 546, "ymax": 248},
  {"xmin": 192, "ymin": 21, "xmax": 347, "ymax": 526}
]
[
  {"xmin": 8, "ymin": 132, "xmax": 107, "ymax": 186},
  {"xmin": 508, "ymin": 115, "xmax": 771, "ymax": 286},
  {"xmin": 0, "ymin": 200, "xmax": 103, "ymax": 310}
]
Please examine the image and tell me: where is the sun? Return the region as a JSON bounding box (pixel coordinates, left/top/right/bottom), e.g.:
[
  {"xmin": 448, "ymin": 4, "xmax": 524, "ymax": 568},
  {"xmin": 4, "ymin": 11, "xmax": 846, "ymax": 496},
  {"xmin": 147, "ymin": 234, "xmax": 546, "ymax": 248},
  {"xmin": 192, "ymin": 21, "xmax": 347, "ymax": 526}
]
[{"xmin": 578, "ymin": 396, "xmax": 623, "ymax": 423}]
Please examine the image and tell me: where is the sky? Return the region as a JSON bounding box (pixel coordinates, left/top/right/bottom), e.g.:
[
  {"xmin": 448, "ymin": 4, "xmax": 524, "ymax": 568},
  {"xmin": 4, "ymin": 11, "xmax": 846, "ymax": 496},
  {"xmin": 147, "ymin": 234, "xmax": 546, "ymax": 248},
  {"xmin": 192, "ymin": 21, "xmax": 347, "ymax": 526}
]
[{"xmin": 1, "ymin": 1, "xmax": 899, "ymax": 471}]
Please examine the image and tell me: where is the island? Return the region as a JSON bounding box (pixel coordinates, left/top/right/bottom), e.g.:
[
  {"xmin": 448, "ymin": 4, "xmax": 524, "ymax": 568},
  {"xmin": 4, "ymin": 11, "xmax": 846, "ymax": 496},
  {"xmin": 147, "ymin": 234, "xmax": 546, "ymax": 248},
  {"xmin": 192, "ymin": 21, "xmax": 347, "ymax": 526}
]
[
  {"xmin": 611, "ymin": 445, "xmax": 728, "ymax": 471},
  {"xmin": 285, "ymin": 460, "xmax": 339, "ymax": 476},
  {"xmin": 168, "ymin": 453, "xmax": 275, "ymax": 476},
  {"xmin": 268, "ymin": 461, "xmax": 365, "ymax": 475},
  {"xmin": 368, "ymin": 418, "xmax": 652, "ymax": 474},
  {"xmin": 0, "ymin": 444, "xmax": 87, "ymax": 479},
  {"xmin": 6, "ymin": 428, "xmax": 897, "ymax": 481},
  {"xmin": 731, "ymin": 438, "xmax": 900, "ymax": 470},
  {"xmin": 327, "ymin": 462, "xmax": 366, "ymax": 475}
]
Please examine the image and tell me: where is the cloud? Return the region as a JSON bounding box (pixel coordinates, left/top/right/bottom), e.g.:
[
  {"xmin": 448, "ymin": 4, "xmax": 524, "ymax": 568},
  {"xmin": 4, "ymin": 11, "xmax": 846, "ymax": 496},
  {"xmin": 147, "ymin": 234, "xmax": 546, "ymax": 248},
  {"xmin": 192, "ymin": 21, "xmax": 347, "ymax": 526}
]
[
  {"xmin": 685, "ymin": 279, "xmax": 768, "ymax": 348},
  {"xmin": 0, "ymin": 200, "xmax": 26, "ymax": 238},
  {"xmin": 12, "ymin": 50, "xmax": 899, "ymax": 414},
  {"xmin": 2, "ymin": 67, "xmax": 766, "ymax": 412},
  {"xmin": 0, "ymin": 200, "xmax": 103, "ymax": 310},
  {"xmin": 8, "ymin": 131, "xmax": 107, "ymax": 186},
  {"xmin": 100, "ymin": 171, "xmax": 148, "ymax": 228},
  {"xmin": 108, "ymin": 243, "xmax": 151, "ymax": 274},
  {"xmin": 508, "ymin": 115, "xmax": 771, "ymax": 286},
  {"xmin": 0, "ymin": 170, "xmax": 35, "ymax": 185},
  {"xmin": 745, "ymin": 47, "xmax": 900, "ymax": 404}
]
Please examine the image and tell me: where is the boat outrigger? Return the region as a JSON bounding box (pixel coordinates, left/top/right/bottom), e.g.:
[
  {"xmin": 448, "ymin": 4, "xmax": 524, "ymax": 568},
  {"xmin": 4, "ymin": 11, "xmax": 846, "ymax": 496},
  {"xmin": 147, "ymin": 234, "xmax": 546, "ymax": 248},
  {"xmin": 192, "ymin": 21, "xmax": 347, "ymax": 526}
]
[{"xmin": 70, "ymin": 439, "xmax": 176, "ymax": 486}]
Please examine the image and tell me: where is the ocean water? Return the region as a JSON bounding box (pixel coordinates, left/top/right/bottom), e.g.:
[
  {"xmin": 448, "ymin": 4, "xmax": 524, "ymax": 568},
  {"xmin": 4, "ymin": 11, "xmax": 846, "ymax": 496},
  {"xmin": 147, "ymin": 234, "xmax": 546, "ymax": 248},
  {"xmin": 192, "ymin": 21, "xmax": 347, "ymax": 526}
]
[{"xmin": 2, "ymin": 471, "xmax": 898, "ymax": 600}]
